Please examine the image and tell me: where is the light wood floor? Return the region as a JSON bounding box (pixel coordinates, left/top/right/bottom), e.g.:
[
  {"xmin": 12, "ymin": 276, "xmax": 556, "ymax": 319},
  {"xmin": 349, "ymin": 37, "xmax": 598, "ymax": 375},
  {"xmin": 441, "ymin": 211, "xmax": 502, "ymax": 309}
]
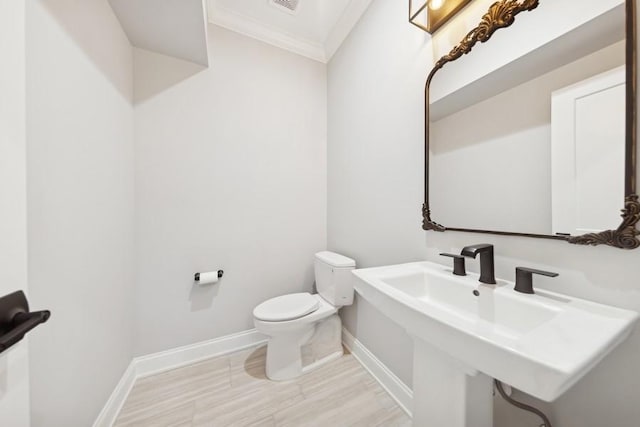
[{"xmin": 114, "ymin": 345, "xmax": 411, "ymax": 427}]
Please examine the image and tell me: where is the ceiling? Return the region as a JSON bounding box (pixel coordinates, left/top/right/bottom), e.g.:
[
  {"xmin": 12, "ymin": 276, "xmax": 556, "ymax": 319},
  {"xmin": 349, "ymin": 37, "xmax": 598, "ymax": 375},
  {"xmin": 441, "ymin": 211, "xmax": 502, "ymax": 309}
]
[
  {"xmin": 109, "ymin": 0, "xmax": 209, "ymax": 66},
  {"xmin": 206, "ymin": 0, "xmax": 374, "ymax": 62}
]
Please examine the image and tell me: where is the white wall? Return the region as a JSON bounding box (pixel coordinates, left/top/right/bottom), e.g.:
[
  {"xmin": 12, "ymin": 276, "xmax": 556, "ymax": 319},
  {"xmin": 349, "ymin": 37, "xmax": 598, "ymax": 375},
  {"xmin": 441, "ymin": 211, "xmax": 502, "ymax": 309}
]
[
  {"xmin": 25, "ymin": 1, "xmax": 135, "ymax": 425},
  {"xmin": 0, "ymin": 1, "xmax": 30, "ymax": 425},
  {"xmin": 328, "ymin": 0, "xmax": 430, "ymax": 389},
  {"xmin": 133, "ymin": 25, "xmax": 327, "ymax": 355},
  {"xmin": 328, "ymin": 0, "xmax": 640, "ymax": 426}
]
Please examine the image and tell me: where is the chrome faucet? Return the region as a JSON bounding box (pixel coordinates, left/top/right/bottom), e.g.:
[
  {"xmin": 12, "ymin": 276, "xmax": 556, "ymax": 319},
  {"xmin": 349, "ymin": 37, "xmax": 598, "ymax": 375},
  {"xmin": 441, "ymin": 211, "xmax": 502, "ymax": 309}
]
[{"xmin": 461, "ymin": 244, "xmax": 496, "ymax": 284}]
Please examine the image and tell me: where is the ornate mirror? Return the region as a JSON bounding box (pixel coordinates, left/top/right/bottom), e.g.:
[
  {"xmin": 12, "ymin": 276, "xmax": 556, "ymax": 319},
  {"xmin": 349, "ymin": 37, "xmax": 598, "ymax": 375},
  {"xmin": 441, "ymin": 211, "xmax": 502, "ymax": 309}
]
[{"xmin": 422, "ymin": 0, "xmax": 639, "ymax": 249}]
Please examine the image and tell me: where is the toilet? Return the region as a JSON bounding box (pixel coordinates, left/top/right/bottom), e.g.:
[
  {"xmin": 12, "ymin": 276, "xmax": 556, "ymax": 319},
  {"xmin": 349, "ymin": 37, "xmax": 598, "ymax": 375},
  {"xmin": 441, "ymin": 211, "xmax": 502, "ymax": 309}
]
[{"xmin": 253, "ymin": 251, "xmax": 356, "ymax": 381}]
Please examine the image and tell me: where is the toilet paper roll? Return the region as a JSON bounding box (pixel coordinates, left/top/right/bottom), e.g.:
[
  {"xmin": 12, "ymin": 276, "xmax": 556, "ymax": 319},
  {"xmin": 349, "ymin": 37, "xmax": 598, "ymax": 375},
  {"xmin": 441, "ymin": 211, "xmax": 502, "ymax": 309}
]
[{"xmin": 194, "ymin": 270, "xmax": 223, "ymax": 285}]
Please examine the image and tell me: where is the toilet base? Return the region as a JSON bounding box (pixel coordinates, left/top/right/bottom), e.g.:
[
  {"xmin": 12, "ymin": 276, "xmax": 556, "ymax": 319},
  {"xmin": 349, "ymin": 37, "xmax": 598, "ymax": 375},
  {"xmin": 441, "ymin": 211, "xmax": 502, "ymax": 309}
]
[{"xmin": 265, "ymin": 314, "xmax": 343, "ymax": 381}]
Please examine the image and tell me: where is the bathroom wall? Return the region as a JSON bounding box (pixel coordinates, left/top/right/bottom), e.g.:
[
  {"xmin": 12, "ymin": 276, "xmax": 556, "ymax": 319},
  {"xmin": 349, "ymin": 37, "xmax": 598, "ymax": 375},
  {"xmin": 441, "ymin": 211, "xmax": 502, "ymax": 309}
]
[
  {"xmin": 0, "ymin": 1, "xmax": 30, "ymax": 425},
  {"xmin": 25, "ymin": 1, "xmax": 135, "ymax": 426},
  {"xmin": 328, "ymin": 0, "xmax": 640, "ymax": 426},
  {"xmin": 133, "ymin": 25, "xmax": 327, "ymax": 355}
]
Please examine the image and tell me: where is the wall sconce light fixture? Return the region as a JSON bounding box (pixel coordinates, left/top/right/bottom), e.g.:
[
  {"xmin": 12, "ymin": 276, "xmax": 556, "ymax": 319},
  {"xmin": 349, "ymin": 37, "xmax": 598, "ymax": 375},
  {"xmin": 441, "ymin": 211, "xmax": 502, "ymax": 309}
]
[{"xmin": 409, "ymin": 0, "xmax": 472, "ymax": 34}]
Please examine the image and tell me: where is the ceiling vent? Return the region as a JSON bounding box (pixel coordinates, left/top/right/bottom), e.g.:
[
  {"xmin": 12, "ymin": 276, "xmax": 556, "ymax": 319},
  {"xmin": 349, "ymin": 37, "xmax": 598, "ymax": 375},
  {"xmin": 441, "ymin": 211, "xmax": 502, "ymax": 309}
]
[{"xmin": 269, "ymin": 0, "xmax": 300, "ymax": 15}]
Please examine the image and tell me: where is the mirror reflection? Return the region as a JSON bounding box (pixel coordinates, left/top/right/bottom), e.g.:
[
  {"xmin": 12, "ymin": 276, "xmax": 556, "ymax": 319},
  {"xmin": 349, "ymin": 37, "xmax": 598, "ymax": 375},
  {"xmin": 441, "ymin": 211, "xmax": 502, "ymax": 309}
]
[{"xmin": 429, "ymin": 3, "xmax": 625, "ymax": 236}]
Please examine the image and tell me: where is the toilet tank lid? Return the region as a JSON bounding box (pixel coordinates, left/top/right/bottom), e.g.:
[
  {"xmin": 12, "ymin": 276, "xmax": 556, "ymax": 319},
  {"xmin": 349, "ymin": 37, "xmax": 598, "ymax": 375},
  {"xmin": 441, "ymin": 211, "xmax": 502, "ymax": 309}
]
[{"xmin": 315, "ymin": 251, "xmax": 356, "ymax": 268}]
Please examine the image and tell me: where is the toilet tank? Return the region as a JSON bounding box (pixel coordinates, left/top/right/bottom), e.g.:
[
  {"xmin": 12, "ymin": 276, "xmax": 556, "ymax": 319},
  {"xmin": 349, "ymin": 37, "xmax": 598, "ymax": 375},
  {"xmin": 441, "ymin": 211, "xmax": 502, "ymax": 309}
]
[{"xmin": 314, "ymin": 251, "xmax": 356, "ymax": 307}]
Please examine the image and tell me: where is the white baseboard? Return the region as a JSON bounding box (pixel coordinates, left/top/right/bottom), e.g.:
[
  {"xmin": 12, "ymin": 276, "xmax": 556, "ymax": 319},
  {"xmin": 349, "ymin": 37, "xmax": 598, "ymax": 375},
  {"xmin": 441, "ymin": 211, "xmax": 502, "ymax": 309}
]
[
  {"xmin": 135, "ymin": 329, "xmax": 267, "ymax": 379},
  {"xmin": 93, "ymin": 329, "xmax": 268, "ymax": 427},
  {"xmin": 342, "ymin": 328, "xmax": 413, "ymax": 417},
  {"xmin": 92, "ymin": 362, "xmax": 136, "ymax": 427}
]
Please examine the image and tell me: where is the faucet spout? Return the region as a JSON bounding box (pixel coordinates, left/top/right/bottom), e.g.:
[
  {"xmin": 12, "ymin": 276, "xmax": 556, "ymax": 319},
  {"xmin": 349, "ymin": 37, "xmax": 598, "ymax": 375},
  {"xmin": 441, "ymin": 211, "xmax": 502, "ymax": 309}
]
[{"xmin": 461, "ymin": 244, "xmax": 496, "ymax": 285}]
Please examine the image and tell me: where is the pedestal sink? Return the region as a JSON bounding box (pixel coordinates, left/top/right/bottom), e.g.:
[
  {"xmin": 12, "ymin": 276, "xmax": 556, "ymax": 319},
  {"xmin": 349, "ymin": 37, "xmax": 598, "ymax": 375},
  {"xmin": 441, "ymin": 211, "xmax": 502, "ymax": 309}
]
[{"xmin": 352, "ymin": 262, "xmax": 638, "ymax": 427}]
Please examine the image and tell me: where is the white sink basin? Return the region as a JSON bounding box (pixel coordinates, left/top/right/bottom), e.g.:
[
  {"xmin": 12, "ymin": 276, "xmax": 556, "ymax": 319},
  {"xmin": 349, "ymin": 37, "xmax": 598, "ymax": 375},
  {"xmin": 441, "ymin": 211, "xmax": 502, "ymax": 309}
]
[{"xmin": 353, "ymin": 261, "xmax": 638, "ymax": 426}]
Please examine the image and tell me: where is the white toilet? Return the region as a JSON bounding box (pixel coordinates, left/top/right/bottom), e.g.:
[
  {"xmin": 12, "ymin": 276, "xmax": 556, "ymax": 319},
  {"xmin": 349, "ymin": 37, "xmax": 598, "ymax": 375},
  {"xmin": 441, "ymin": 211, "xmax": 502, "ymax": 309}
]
[{"xmin": 253, "ymin": 251, "xmax": 356, "ymax": 381}]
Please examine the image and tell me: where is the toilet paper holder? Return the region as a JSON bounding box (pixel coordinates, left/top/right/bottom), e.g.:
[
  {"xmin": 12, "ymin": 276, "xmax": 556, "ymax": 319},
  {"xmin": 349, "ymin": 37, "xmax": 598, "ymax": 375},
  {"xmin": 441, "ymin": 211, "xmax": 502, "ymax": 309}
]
[
  {"xmin": 0, "ymin": 290, "xmax": 50, "ymax": 355},
  {"xmin": 194, "ymin": 270, "xmax": 224, "ymax": 282}
]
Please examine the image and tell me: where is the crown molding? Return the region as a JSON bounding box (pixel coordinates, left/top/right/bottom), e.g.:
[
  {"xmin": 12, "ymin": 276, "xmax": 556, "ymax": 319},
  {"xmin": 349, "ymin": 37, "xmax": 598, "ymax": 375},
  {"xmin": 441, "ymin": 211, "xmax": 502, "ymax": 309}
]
[
  {"xmin": 325, "ymin": 0, "xmax": 374, "ymax": 60},
  {"xmin": 207, "ymin": 0, "xmax": 373, "ymax": 63},
  {"xmin": 207, "ymin": 1, "xmax": 326, "ymax": 62}
]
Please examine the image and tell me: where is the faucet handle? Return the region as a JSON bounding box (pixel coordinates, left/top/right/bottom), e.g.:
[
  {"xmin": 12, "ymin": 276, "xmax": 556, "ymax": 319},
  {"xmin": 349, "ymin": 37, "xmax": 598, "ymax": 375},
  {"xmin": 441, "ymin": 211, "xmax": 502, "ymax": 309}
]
[
  {"xmin": 515, "ymin": 267, "xmax": 559, "ymax": 294},
  {"xmin": 440, "ymin": 253, "xmax": 466, "ymax": 276}
]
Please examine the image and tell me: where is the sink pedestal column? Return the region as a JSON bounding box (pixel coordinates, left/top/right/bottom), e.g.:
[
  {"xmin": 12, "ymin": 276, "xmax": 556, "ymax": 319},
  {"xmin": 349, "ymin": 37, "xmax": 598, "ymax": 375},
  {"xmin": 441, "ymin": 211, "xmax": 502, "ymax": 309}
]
[{"xmin": 412, "ymin": 339, "xmax": 493, "ymax": 427}]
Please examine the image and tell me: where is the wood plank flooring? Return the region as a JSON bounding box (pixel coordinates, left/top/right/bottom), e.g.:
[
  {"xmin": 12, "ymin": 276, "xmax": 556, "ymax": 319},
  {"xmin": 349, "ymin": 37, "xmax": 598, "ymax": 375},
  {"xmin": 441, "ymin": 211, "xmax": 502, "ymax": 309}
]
[{"xmin": 114, "ymin": 345, "xmax": 411, "ymax": 427}]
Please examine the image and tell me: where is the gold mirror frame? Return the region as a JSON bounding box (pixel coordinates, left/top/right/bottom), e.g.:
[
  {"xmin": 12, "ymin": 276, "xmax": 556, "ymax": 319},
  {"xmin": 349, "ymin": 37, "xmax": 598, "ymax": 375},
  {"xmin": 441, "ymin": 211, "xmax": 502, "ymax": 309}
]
[{"xmin": 422, "ymin": 0, "xmax": 640, "ymax": 249}]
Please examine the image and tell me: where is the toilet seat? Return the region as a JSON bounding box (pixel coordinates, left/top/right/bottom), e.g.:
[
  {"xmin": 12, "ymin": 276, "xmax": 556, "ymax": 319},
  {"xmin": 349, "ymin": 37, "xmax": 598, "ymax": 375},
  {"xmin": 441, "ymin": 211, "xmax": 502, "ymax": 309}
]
[{"xmin": 253, "ymin": 292, "xmax": 320, "ymax": 322}]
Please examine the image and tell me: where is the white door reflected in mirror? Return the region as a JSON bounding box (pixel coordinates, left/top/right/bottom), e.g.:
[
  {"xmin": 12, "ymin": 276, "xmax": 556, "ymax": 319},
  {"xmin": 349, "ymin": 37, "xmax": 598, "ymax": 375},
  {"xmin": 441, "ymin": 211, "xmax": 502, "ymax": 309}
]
[{"xmin": 551, "ymin": 66, "xmax": 626, "ymax": 236}]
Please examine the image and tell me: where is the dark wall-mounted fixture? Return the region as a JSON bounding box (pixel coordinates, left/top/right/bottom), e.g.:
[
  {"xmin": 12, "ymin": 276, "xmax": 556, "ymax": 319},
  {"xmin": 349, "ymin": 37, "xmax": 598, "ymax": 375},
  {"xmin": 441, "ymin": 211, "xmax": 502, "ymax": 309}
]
[
  {"xmin": 0, "ymin": 291, "xmax": 50, "ymax": 355},
  {"xmin": 409, "ymin": 0, "xmax": 472, "ymax": 34}
]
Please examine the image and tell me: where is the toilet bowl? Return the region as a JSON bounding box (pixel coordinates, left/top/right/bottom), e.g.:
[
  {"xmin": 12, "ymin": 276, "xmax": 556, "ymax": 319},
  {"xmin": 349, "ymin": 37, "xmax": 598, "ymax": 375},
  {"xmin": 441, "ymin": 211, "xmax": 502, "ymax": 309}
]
[{"xmin": 253, "ymin": 251, "xmax": 356, "ymax": 381}]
